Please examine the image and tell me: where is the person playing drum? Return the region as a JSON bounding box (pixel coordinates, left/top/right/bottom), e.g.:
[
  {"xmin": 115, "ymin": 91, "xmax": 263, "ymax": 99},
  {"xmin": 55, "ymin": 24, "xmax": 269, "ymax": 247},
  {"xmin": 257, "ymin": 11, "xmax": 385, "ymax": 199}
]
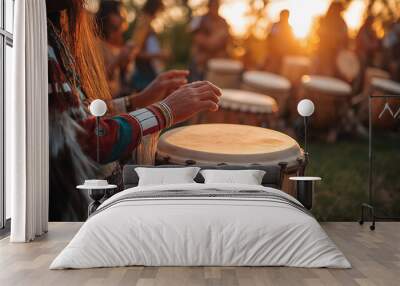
[
  {"xmin": 356, "ymin": 16, "xmax": 380, "ymax": 71},
  {"xmin": 189, "ymin": 0, "xmax": 231, "ymax": 82},
  {"xmin": 46, "ymin": 0, "xmax": 222, "ymax": 221},
  {"xmin": 314, "ymin": 2, "xmax": 348, "ymax": 77},
  {"xmin": 265, "ymin": 10, "xmax": 298, "ymax": 73}
]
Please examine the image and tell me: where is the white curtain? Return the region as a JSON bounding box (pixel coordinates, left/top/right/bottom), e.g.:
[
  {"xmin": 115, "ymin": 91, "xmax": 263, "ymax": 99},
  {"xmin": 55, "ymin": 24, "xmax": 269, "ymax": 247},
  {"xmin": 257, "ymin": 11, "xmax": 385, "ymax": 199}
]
[{"xmin": 8, "ymin": 0, "xmax": 49, "ymax": 242}]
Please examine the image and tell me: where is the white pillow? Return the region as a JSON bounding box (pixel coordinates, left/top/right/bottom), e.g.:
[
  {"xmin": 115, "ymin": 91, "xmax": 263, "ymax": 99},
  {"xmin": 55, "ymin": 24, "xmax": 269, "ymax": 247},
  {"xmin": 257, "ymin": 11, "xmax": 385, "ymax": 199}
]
[
  {"xmin": 200, "ymin": 169, "xmax": 266, "ymax": 185},
  {"xmin": 135, "ymin": 167, "xmax": 201, "ymax": 186}
]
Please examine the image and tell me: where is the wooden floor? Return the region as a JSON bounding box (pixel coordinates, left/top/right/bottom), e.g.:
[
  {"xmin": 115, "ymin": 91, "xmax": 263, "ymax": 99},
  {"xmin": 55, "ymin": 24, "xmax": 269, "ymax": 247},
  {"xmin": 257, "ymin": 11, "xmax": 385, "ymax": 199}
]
[{"xmin": 0, "ymin": 222, "xmax": 399, "ymax": 286}]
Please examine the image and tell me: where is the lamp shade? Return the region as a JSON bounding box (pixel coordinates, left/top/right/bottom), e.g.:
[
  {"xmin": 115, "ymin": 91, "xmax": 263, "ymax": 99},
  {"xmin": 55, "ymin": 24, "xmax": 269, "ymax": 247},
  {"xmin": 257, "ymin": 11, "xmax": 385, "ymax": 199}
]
[
  {"xmin": 297, "ymin": 99, "xmax": 315, "ymax": 117},
  {"xmin": 89, "ymin": 99, "xmax": 107, "ymax": 117}
]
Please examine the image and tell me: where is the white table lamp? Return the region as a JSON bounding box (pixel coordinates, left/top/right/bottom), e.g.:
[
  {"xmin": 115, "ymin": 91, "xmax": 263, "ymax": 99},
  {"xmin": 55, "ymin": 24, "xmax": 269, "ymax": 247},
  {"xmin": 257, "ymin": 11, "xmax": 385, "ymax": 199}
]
[
  {"xmin": 89, "ymin": 99, "xmax": 107, "ymax": 163},
  {"xmin": 89, "ymin": 99, "xmax": 107, "ymax": 117},
  {"xmin": 297, "ymin": 99, "xmax": 315, "ymax": 155}
]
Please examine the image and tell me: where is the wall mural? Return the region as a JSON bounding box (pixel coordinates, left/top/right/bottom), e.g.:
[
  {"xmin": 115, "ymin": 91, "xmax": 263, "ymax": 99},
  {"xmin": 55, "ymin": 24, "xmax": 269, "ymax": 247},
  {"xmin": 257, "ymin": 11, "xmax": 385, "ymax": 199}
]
[{"xmin": 47, "ymin": 0, "xmax": 400, "ymax": 222}]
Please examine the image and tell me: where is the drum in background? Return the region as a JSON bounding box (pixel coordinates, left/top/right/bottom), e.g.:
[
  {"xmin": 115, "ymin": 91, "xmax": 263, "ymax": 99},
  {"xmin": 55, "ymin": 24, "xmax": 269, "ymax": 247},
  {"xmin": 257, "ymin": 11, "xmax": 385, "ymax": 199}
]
[
  {"xmin": 281, "ymin": 56, "xmax": 311, "ymax": 86},
  {"xmin": 300, "ymin": 75, "xmax": 352, "ymax": 129},
  {"xmin": 198, "ymin": 89, "xmax": 278, "ymax": 127},
  {"xmin": 241, "ymin": 70, "xmax": 291, "ymax": 115},
  {"xmin": 336, "ymin": 50, "xmax": 361, "ymax": 83},
  {"xmin": 157, "ymin": 124, "xmax": 306, "ymax": 196},
  {"xmin": 205, "ymin": 58, "xmax": 243, "ymax": 89},
  {"xmin": 356, "ymin": 68, "xmax": 390, "ymax": 126},
  {"xmin": 281, "ymin": 56, "xmax": 311, "ymax": 116},
  {"xmin": 363, "ymin": 68, "xmax": 390, "ymax": 96},
  {"xmin": 370, "ymin": 78, "xmax": 400, "ymax": 129}
]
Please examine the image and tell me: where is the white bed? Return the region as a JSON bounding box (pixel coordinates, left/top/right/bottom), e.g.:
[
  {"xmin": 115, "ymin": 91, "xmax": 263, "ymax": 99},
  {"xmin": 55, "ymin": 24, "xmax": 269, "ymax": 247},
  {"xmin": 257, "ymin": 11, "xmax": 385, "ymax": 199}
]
[{"xmin": 50, "ymin": 183, "xmax": 351, "ymax": 269}]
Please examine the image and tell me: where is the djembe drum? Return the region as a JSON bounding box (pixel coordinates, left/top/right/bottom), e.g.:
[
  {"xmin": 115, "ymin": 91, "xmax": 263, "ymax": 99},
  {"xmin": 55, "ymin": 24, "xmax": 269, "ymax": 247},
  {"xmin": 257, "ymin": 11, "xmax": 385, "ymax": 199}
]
[
  {"xmin": 281, "ymin": 56, "xmax": 311, "ymax": 86},
  {"xmin": 336, "ymin": 50, "xmax": 361, "ymax": 83},
  {"xmin": 205, "ymin": 58, "xmax": 243, "ymax": 89},
  {"xmin": 281, "ymin": 56, "xmax": 311, "ymax": 116},
  {"xmin": 369, "ymin": 78, "xmax": 400, "ymax": 129},
  {"xmin": 241, "ymin": 71, "xmax": 291, "ymax": 115},
  {"xmin": 197, "ymin": 89, "xmax": 278, "ymax": 127},
  {"xmin": 156, "ymin": 124, "xmax": 306, "ymax": 196},
  {"xmin": 300, "ymin": 75, "xmax": 352, "ymax": 129},
  {"xmin": 363, "ymin": 68, "xmax": 390, "ymax": 95},
  {"xmin": 354, "ymin": 68, "xmax": 391, "ymax": 126}
]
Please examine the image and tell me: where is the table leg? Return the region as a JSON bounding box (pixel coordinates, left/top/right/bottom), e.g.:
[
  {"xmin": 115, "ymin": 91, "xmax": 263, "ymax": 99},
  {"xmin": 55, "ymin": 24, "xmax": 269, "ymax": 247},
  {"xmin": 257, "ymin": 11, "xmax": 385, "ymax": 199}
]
[
  {"xmin": 88, "ymin": 189, "xmax": 105, "ymax": 216},
  {"xmin": 296, "ymin": 181, "xmax": 314, "ymax": 210}
]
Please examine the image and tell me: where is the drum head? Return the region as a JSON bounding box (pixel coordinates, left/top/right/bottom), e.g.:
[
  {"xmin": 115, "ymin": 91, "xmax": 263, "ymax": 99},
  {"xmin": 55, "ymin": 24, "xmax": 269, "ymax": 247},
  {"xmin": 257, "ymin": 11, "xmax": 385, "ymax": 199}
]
[
  {"xmin": 371, "ymin": 78, "xmax": 400, "ymax": 95},
  {"xmin": 207, "ymin": 58, "xmax": 243, "ymax": 73},
  {"xmin": 221, "ymin": 89, "xmax": 278, "ymax": 114},
  {"xmin": 336, "ymin": 50, "xmax": 360, "ymax": 82},
  {"xmin": 243, "ymin": 71, "xmax": 291, "ymax": 91},
  {"xmin": 157, "ymin": 124, "xmax": 302, "ymax": 166},
  {"xmin": 283, "ymin": 56, "xmax": 311, "ymax": 68},
  {"xmin": 302, "ymin": 75, "xmax": 352, "ymax": 96}
]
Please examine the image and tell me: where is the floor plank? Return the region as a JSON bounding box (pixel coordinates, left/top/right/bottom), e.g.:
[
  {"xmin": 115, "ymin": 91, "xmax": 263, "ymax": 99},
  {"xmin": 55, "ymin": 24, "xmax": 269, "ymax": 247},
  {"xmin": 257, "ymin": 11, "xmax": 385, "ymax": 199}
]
[{"xmin": 0, "ymin": 222, "xmax": 399, "ymax": 286}]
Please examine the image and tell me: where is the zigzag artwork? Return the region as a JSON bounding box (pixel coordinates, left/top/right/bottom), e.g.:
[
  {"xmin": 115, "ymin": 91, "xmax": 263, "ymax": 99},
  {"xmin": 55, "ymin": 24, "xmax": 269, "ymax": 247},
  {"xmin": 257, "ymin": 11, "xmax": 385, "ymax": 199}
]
[{"xmin": 378, "ymin": 103, "xmax": 400, "ymax": 119}]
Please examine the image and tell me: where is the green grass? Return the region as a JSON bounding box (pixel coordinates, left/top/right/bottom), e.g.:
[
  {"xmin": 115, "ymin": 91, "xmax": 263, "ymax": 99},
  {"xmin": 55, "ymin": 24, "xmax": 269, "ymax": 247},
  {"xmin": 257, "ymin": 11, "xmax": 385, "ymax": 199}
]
[{"xmin": 307, "ymin": 133, "xmax": 400, "ymax": 221}]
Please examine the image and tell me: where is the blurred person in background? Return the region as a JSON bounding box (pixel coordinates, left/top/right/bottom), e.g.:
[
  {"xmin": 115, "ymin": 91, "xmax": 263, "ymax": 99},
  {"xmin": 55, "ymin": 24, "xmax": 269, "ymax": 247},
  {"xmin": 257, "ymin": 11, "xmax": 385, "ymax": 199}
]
[
  {"xmin": 356, "ymin": 16, "xmax": 380, "ymax": 70},
  {"xmin": 46, "ymin": 0, "xmax": 221, "ymax": 221},
  {"xmin": 383, "ymin": 20, "xmax": 400, "ymax": 81},
  {"xmin": 97, "ymin": 0, "xmax": 185, "ymax": 114},
  {"xmin": 131, "ymin": 0, "xmax": 170, "ymax": 91},
  {"xmin": 189, "ymin": 0, "xmax": 231, "ymax": 82},
  {"xmin": 265, "ymin": 10, "xmax": 298, "ymax": 73},
  {"xmin": 96, "ymin": 1, "xmax": 136, "ymax": 99},
  {"xmin": 314, "ymin": 1, "xmax": 348, "ymax": 76}
]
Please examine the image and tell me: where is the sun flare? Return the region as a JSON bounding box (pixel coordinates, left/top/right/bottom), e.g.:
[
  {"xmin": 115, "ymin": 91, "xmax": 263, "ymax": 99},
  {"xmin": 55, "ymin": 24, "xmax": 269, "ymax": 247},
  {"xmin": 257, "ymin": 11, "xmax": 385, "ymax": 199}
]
[{"xmin": 219, "ymin": 0, "xmax": 366, "ymax": 39}]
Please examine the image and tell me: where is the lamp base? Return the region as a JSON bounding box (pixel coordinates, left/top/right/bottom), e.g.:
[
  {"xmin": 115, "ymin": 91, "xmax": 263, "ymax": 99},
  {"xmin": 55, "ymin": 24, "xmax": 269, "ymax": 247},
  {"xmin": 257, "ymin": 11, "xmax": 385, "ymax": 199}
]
[
  {"xmin": 290, "ymin": 176, "xmax": 321, "ymax": 210},
  {"xmin": 296, "ymin": 180, "xmax": 314, "ymax": 210}
]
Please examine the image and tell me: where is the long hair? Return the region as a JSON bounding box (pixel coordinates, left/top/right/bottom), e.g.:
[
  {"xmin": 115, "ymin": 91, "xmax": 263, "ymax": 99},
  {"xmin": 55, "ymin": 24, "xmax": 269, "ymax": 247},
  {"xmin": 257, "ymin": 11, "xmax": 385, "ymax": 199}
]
[{"xmin": 59, "ymin": 0, "xmax": 111, "ymax": 102}]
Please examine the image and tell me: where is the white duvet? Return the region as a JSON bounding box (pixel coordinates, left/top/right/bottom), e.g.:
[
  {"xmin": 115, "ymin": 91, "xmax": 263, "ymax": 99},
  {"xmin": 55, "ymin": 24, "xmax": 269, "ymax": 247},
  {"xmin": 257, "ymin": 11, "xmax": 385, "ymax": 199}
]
[{"xmin": 50, "ymin": 183, "xmax": 351, "ymax": 269}]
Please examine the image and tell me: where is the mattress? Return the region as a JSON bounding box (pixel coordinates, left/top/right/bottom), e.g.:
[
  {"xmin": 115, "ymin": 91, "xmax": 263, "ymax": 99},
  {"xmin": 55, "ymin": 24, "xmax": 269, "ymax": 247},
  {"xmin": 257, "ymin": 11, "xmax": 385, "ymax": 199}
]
[{"xmin": 50, "ymin": 183, "xmax": 351, "ymax": 269}]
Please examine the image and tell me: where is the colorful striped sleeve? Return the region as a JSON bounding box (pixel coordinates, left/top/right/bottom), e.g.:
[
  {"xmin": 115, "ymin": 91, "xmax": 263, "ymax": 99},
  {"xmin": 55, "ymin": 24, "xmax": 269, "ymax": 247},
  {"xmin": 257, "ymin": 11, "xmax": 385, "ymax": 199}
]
[{"xmin": 78, "ymin": 106, "xmax": 166, "ymax": 164}]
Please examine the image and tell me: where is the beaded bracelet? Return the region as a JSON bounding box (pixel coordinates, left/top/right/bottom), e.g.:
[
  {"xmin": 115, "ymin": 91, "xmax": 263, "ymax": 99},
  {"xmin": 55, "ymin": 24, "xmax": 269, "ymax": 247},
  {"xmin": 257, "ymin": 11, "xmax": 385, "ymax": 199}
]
[
  {"xmin": 159, "ymin": 102, "xmax": 174, "ymax": 127},
  {"xmin": 154, "ymin": 102, "xmax": 173, "ymax": 128}
]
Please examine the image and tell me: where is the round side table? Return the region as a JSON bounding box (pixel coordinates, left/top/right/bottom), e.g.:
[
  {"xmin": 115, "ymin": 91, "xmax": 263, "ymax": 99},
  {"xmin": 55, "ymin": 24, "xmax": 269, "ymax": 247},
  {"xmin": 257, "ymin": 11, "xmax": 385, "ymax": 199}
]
[
  {"xmin": 289, "ymin": 177, "xmax": 322, "ymax": 210},
  {"xmin": 77, "ymin": 184, "xmax": 117, "ymax": 217}
]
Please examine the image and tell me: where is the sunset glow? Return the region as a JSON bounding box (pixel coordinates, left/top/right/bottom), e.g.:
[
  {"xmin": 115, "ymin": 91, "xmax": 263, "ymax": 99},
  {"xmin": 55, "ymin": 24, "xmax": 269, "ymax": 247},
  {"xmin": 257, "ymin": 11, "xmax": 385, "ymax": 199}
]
[
  {"xmin": 220, "ymin": 0, "xmax": 251, "ymax": 37},
  {"xmin": 219, "ymin": 0, "xmax": 367, "ymax": 39},
  {"xmin": 343, "ymin": 0, "xmax": 366, "ymax": 31},
  {"xmin": 267, "ymin": 0, "xmax": 329, "ymax": 39}
]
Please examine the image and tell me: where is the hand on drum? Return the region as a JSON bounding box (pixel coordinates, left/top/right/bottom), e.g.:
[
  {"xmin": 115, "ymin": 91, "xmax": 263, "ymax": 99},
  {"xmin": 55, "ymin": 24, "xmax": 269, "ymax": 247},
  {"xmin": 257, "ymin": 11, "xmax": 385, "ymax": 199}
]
[
  {"xmin": 141, "ymin": 70, "xmax": 189, "ymax": 103},
  {"xmin": 162, "ymin": 81, "xmax": 222, "ymax": 124}
]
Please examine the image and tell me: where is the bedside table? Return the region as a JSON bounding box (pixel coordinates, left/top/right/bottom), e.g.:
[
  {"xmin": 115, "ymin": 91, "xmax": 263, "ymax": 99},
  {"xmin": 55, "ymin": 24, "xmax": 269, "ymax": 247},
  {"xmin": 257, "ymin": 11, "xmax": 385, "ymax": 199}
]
[
  {"xmin": 289, "ymin": 177, "xmax": 321, "ymax": 210},
  {"xmin": 77, "ymin": 184, "xmax": 117, "ymax": 216}
]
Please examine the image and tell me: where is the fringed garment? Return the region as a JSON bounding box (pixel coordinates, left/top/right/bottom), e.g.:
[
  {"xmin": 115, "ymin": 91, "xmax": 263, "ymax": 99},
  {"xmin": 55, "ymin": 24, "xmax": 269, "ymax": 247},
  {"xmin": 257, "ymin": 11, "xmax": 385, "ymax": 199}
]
[{"xmin": 48, "ymin": 20, "xmax": 165, "ymax": 221}]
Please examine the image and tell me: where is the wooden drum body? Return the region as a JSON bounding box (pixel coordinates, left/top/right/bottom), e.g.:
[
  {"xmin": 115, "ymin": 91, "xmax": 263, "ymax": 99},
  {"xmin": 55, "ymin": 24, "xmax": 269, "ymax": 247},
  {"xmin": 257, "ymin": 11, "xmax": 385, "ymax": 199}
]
[
  {"xmin": 300, "ymin": 75, "xmax": 352, "ymax": 129},
  {"xmin": 241, "ymin": 71, "xmax": 291, "ymax": 115},
  {"xmin": 198, "ymin": 89, "xmax": 278, "ymax": 127},
  {"xmin": 156, "ymin": 124, "xmax": 306, "ymax": 196},
  {"xmin": 205, "ymin": 58, "xmax": 243, "ymax": 89}
]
